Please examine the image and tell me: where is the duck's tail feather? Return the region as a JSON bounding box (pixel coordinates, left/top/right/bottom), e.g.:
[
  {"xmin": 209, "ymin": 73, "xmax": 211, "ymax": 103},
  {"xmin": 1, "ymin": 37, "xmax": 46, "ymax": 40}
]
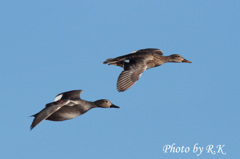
[
  {"xmin": 103, "ymin": 58, "xmax": 114, "ymax": 64},
  {"xmin": 103, "ymin": 58, "xmax": 121, "ymax": 65}
]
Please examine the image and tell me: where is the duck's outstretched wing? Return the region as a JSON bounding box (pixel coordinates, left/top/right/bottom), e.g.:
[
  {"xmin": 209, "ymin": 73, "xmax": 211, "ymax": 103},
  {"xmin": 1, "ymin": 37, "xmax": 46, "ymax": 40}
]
[
  {"xmin": 30, "ymin": 100, "xmax": 70, "ymax": 130},
  {"xmin": 117, "ymin": 66, "xmax": 147, "ymax": 92},
  {"xmin": 54, "ymin": 90, "xmax": 83, "ymax": 101},
  {"xmin": 117, "ymin": 58, "xmax": 147, "ymax": 92},
  {"xmin": 130, "ymin": 48, "xmax": 163, "ymax": 55}
]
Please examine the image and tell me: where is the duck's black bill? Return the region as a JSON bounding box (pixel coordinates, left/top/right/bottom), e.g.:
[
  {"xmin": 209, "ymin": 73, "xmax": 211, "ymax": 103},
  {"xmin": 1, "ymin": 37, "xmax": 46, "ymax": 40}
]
[{"xmin": 110, "ymin": 104, "xmax": 120, "ymax": 108}]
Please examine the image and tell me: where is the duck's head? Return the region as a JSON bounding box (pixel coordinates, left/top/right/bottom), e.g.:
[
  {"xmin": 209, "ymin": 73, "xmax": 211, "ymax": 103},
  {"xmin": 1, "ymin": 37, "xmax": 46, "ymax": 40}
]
[
  {"xmin": 95, "ymin": 99, "xmax": 120, "ymax": 108},
  {"xmin": 168, "ymin": 54, "xmax": 192, "ymax": 63}
]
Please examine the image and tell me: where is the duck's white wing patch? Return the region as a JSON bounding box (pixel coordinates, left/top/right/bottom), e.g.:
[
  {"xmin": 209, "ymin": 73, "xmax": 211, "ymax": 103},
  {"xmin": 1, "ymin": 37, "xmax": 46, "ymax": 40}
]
[
  {"xmin": 124, "ymin": 59, "xmax": 130, "ymax": 63},
  {"xmin": 54, "ymin": 94, "xmax": 63, "ymax": 101}
]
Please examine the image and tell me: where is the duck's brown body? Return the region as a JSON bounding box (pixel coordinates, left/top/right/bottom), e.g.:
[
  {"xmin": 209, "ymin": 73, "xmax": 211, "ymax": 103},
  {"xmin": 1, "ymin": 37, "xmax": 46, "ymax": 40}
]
[
  {"xmin": 104, "ymin": 48, "xmax": 191, "ymax": 92},
  {"xmin": 104, "ymin": 49, "xmax": 165, "ymax": 69}
]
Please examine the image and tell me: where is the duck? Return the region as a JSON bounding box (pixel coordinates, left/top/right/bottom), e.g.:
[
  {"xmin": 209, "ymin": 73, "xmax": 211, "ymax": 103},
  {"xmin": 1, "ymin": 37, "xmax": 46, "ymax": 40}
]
[
  {"xmin": 103, "ymin": 48, "xmax": 191, "ymax": 92},
  {"xmin": 30, "ymin": 90, "xmax": 119, "ymax": 130}
]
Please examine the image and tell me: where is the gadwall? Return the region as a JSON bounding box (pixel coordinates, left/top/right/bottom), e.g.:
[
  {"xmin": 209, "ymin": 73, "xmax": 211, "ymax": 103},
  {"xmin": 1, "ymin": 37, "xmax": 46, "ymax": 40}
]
[
  {"xmin": 103, "ymin": 48, "xmax": 191, "ymax": 92},
  {"xmin": 30, "ymin": 90, "xmax": 119, "ymax": 130}
]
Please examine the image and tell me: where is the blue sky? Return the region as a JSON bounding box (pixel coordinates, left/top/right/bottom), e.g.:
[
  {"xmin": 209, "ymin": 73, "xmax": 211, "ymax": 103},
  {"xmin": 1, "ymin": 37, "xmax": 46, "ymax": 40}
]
[{"xmin": 1, "ymin": 0, "xmax": 239, "ymax": 158}]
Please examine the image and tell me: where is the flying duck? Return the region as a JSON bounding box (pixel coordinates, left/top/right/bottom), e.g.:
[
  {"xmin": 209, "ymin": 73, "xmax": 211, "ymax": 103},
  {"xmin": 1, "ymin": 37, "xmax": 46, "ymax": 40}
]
[
  {"xmin": 30, "ymin": 90, "xmax": 119, "ymax": 130},
  {"xmin": 103, "ymin": 48, "xmax": 191, "ymax": 92}
]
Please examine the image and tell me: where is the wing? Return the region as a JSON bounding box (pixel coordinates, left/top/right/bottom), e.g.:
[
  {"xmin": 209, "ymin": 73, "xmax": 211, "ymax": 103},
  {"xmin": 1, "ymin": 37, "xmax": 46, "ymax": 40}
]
[
  {"xmin": 117, "ymin": 58, "xmax": 147, "ymax": 92},
  {"xmin": 54, "ymin": 90, "xmax": 83, "ymax": 101},
  {"xmin": 117, "ymin": 67, "xmax": 147, "ymax": 92},
  {"xmin": 130, "ymin": 48, "xmax": 163, "ymax": 56},
  {"xmin": 30, "ymin": 100, "xmax": 71, "ymax": 130}
]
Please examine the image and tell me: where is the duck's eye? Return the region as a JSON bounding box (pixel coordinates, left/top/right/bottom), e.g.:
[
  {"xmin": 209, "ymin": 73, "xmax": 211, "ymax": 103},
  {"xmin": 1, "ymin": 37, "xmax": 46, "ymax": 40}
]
[{"xmin": 105, "ymin": 101, "xmax": 108, "ymax": 103}]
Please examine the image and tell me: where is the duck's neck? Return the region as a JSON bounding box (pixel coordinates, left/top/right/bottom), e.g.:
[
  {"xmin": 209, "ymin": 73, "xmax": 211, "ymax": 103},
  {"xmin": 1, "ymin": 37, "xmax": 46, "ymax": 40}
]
[
  {"xmin": 77, "ymin": 100, "xmax": 96, "ymax": 113},
  {"xmin": 163, "ymin": 55, "xmax": 174, "ymax": 63},
  {"xmin": 162, "ymin": 56, "xmax": 170, "ymax": 62},
  {"xmin": 89, "ymin": 101, "xmax": 98, "ymax": 108}
]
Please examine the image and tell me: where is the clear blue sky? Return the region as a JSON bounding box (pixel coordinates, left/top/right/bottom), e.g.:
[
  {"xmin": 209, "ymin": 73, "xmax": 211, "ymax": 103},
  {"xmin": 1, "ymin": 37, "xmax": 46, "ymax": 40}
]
[{"xmin": 1, "ymin": 0, "xmax": 239, "ymax": 159}]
